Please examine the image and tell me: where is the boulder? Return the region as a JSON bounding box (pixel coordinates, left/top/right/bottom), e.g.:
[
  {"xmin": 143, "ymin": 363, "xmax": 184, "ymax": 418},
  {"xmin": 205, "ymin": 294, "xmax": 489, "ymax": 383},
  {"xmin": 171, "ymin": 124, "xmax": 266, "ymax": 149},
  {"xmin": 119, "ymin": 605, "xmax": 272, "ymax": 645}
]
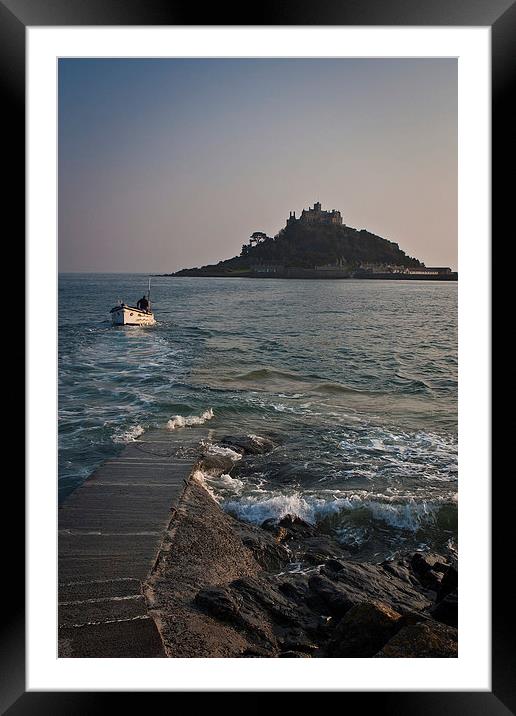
[
  {"xmin": 261, "ymin": 514, "xmax": 318, "ymax": 541},
  {"xmin": 324, "ymin": 559, "xmax": 346, "ymax": 573},
  {"xmin": 298, "ymin": 536, "xmax": 350, "ymax": 565},
  {"xmin": 322, "ymin": 560, "xmax": 433, "ymax": 615},
  {"xmin": 409, "ymin": 552, "xmax": 449, "ymax": 591},
  {"xmin": 328, "ymin": 601, "xmax": 402, "ymax": 657},
  {"xmin": 194, "ymin": 586, "xmax": 242, "ymax": 622},
  {"xmin": 307, "ymin": 574, "xmax": 355, "ymax": 617},
  {"xmin": 375, "ymin": 621, "xmax": 458, "ymax": 658},
  {"xmin": 437, "ymin": 566, "xmax": 458, "ymax": 601},
  {"xmin": 221, "ymin": 434, "xmax": 276, "ymax": 455},
  {"xmin": 232, "ymin": 519, "xmax": 291, "ymax": 571},
  {"xmin": 381, "ymin": 557, "xmax": 421, "ymax": 587},
  {"xmin": 430, "ymin": 590, "xmax": 458, "ymax": 628},
  {"xmin": 278, "ymin": 626, "xmax": 319, "ymax": 654},
  {"xmin": 410, "ymin": 552, "xmax": 449, "ymax": 576}
]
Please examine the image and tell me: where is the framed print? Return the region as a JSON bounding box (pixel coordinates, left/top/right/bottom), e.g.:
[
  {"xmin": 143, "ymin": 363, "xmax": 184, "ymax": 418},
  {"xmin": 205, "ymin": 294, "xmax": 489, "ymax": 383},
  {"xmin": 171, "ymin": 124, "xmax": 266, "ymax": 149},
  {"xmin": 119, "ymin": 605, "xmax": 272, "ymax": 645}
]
[{"xmin": 4, "ymin": 0, "xmax": 511, "ymax": 708}]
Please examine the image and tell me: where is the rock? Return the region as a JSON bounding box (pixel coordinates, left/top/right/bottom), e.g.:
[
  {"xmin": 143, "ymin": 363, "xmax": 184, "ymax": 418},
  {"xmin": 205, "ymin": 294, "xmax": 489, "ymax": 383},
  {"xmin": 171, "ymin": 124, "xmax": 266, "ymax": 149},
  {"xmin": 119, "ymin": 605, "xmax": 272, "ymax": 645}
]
[
  {"xmin": 298, "ymin": 536, "xmax": 350, "ymax": 565},
  {"xmin": 231, "ymin": 575, "xmax": 302, "ymax": 626},
  {"xmin": 410, "ymin": 552, "xmax": 448, "ymax": 576},
  {"xmin": 152, "ymin": 468, "xmax": 458, "ymax": 658},
  {"xmin": 431, "ymin": 590, "xmax": 458, "ymax": 628},
  {"xmin": 278, "ymin": 576, "xmax": 311, "ymax": 603},
  {"xmin": 328, "ymin": 601, "xmax": 402, "ymax": 657},
  {"xmin": 381, "ymin": 558, "xmax": 421, "ymax": 587},
  {"xmin": 375, "ymin": 621, "xmax": 458, "ymax": 658},
  {"xmin": 242, "ymin": 646, "xmax": 273, "ymax": 657},
  {"xmin": 437, "ymin": 566, "xmax": 458, "ymax": 601},
  {"xmin": 325, "ymin": 559, "xmax": 346, "ymax": 573},
  {"xmin": 222, "ymin": 575, "xmax": 319, "ymax": 652},
  {"xmin": 221, "ymin": 434, "xmax": 276, "ymax": 455},
  {"xmin": 232, "ymin": 519, "xmax": 291, "ymax": 571},
  {"xmin": 307, "ymin": 574, "xmax": 355, "ymax": 616},
  {"xmin": 199, "ymin": 452, "xmax": 239, "ymax": 474},
  {"xmin": 194, "ymin": 586, "xmax": 242, "ymax": 622},
  {"xmin": 322, "ymin": 560, "xmax": 433, "ymax": 615},
  {"xmin": 278, "ymin": 627, "xmax": 319, "ymax": 653},
  {"xmin": 261, "ymin": 514, "xmax": 318, "ymax": 541},
  {"xmin": 410, "ymin": 553, "xmax": 449, "ymax": 591}
]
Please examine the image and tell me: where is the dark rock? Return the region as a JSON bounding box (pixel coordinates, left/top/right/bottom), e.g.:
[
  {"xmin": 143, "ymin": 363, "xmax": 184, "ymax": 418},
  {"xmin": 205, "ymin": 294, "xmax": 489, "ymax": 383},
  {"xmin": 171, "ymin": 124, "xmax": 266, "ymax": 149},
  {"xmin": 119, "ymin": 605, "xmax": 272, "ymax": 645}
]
[
  {"xmin": 242, "ymin": 646, "xmax": 274, "ymax": 657},
  {"xmin": 325, "ymin": 559, "xmax": 346, "ymax": 573},
  {"xmin": 381, "ymin": 552, "xmax": 455, "ymax": 594},
  {"xmin": 437, "ymin": 566, "xmax": 458, "ymax": 601},
  {"xmin": 328, "ymin": 601, "xmax": 402, "ymax": 657},
  {"xmin": 222, "ymin": 575, "xmax": 318, "ymax": 652},
  {"xmin": 240, "ymin": 534, "xmax": 290, "ymax": 571},
  {"xmin": 232, "ymin": 519, "xmax": 291, "ymax": 571},
  {"xmin": 194, "ymin": 586, "xmax": 242, "ymax": 622},
  {"xmin": 298, "ymin": 536, "xmax": 350, "ymax": 565},
  {"xmin": 221, "ymin": 434, "xmax": 276, "ymax": 455},
  {"xmin": 307, "ymin": 574, "xmax": 355, "ymax": 616},
  {"xmin": 431, "ymin": 590, "xmax": 458, "ymax": 628},
  {"xmin": 409, "ymin": 552, "xmax": 450, "ymax": 591},
  {"xmin": 398, "ymin": 610, "xmax": 433, "ymax": 627},
  {"xmin": 278, "ymin": 576, "xmax": 311, "ymax": 604},
  {"xmin": 278, "ymin": 651, "xmax": 312, "ymax": 658},
  {"xmin": 412, "ymin": 552, "xmax": 448, "ymax": 575},
  {"xmin": 261, "ymin": 514, "xmax": 318, "ymax": 542},
  {"xmin": 375, "ymin": 621, "xmax": 458, "ymax": 658},
  {"xmin": 232, "ymin": 575, "xmax": 304, "ymax": 626},
  {"xmin": 328, "ymin": 560, "xmax": 433, "ymax": 615},
  {"xmin": 200, "ymin": 451, "xmax": 240, "ymax": 474},
  {"xmin": 381, "ymin": 557, "xmax": 421, "ymax": 587},
  {"xmin": 278, "ymin": 627, "xmax": 319, "ymax": 653}
]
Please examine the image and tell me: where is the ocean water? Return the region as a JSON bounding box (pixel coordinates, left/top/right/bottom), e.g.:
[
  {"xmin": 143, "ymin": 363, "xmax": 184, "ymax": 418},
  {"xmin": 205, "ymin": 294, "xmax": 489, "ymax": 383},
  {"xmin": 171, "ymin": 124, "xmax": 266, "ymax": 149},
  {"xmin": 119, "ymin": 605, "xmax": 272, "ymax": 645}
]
[{"xmin": 59, "ymin": 274, "xmax": 457, "ymax": 561}]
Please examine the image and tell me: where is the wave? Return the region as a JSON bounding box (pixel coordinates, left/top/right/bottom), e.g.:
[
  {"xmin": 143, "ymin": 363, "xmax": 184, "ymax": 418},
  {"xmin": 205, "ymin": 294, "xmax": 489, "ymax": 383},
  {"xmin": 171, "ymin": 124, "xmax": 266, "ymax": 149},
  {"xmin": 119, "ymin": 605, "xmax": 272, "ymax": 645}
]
[
  {"xmin": 233, "ymin": 367, "xmax": 306, "ymax": 382},
  {"xmin": 336, "ymin": 427, "xmax": 457, "ymax": 482},
  {"xmin": 222, "ymin": 490, "xmax": 456, "ymax": 535},
  {"xmin": 112, "ymin": 424, "xmax": 145, "ymax": 444},
  {"xmin": 201, "ymin": 442, "xmax": 243, "ymax": 462},
  {"xmin": 196, "ymin": 470, "xmax": 245, "ymax": 502},
  {"xmin": 166, "ymin": 408, "xmax": 214, "ymax": 430},
  {"xmin": 311, "ymin": 382, "xmax": 363, "ymax": 396}
]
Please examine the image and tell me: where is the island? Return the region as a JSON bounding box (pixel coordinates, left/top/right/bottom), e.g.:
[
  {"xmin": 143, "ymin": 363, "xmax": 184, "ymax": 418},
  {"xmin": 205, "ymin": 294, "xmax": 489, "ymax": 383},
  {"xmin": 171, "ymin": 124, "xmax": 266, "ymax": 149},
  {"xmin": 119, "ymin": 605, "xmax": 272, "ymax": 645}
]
[{"xmin": 162, "ymin": 202, "xmax": 457, "ymax": 280}]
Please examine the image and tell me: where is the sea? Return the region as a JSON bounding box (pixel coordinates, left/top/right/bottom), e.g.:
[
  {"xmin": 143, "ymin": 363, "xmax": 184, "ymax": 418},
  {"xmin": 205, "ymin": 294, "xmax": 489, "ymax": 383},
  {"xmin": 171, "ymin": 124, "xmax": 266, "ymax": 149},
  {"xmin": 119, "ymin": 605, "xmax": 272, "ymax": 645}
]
[{"xmin": 59, "ymin": 274, "xmax": 458, "ymax": 562}]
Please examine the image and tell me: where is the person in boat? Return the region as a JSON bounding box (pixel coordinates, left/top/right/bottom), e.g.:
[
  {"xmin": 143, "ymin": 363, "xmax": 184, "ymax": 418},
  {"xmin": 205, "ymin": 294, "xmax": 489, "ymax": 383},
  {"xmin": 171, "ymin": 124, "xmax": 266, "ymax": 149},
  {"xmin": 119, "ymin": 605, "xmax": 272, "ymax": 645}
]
[{"xmin": 136, "ymin": 295, "xmax": 150, "ymax": 312}]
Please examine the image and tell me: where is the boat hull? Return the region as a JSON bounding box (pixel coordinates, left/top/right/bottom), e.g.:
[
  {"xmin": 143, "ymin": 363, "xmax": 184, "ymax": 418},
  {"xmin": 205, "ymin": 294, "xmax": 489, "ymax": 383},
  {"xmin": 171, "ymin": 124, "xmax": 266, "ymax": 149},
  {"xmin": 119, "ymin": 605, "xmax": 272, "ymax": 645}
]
[{"xmin": 110, "ymin": 305, "xmax": 156, "ymax": 326}]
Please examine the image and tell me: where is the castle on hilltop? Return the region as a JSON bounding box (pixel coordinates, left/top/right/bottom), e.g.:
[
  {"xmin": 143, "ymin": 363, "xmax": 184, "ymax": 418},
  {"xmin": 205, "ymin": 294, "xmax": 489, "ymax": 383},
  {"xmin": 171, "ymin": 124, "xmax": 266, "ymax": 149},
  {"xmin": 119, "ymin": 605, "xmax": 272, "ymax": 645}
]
[{"xmin": 287, "ymin": 201, "xmax": 343, "ymax": 227}]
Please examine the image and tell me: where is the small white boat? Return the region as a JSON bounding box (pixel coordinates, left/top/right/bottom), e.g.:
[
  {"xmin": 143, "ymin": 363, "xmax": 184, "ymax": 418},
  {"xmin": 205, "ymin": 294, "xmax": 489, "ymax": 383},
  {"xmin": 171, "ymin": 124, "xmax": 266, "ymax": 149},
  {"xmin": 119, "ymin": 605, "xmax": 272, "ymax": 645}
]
[{"xmin": 110, "ymin": 278, "xmax": 156, "ymax": 326}]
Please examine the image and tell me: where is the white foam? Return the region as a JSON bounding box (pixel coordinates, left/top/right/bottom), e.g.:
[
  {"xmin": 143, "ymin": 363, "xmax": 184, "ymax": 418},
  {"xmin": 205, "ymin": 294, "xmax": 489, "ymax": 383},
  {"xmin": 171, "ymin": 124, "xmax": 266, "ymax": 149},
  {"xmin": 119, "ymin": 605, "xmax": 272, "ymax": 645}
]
[
  {"xmin": 222, "ymin": 489, "xmax": 454, "ymax": 533},
  {"xmin": 200, "ymin": 472, "xmax": 244, "ymax": 502},
  {"xmin": 112, "ymin": 425, "xmax": 145, "ymax": 444},
  {"xmin": 166, "ymin": 408, "xmax": 214, "ymax": 430},
  {"xmin": 201, "ymin": 442, "xmax": 242, "ymax": 461},
  {"xmin": 192, "ymin": 469, "xmax": 219, "ymax": 501}
]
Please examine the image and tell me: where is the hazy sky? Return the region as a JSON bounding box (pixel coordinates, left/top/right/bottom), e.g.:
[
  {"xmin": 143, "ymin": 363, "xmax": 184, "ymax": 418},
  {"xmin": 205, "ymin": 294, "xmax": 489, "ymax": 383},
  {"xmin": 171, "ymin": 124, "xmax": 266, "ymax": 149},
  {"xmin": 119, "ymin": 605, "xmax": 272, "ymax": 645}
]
[{"xmin": 58, "ymin": 58, "xmax": 457, "ymax": 272}]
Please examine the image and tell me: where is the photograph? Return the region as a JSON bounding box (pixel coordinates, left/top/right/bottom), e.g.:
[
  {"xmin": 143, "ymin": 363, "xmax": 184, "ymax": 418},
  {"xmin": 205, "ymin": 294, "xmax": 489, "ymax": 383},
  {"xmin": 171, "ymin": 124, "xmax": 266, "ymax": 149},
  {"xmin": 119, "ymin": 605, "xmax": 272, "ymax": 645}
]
[{"xmin": 57, "ymin": 57, "xmax": 459, "ymax": 659}]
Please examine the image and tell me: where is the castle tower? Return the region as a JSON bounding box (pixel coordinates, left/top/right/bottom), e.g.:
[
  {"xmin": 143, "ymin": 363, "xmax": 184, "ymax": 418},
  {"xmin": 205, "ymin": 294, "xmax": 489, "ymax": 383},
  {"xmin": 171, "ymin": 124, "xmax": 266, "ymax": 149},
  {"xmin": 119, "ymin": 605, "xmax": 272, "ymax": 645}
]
[{"xmin": 314, "ymin": 202, "xmax": 322, "ymax": 212}]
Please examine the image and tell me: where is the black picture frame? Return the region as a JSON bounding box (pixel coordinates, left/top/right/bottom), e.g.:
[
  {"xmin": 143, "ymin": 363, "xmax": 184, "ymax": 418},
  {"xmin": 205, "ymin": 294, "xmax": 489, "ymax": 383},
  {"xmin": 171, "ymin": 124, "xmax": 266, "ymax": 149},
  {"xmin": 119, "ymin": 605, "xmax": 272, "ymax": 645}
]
[{"xmin": 4, "ymin": 0, "xmax": 510, "ymax": 709}]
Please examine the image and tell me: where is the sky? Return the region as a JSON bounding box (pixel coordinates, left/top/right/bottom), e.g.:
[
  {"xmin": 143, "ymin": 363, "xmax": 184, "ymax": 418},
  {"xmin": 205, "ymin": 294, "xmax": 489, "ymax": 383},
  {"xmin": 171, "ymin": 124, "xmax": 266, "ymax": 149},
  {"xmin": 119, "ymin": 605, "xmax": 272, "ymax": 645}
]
[{"xmin": 58, "ymin": 58, "xmax": 457, "ymax": 272}]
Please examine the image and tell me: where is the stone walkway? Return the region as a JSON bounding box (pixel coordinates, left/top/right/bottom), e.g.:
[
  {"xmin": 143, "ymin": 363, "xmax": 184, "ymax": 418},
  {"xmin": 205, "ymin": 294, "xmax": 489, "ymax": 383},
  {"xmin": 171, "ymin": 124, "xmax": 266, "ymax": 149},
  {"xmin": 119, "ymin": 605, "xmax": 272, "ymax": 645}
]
[{"xmin": 58, "ymin": 428, "xmax": 207, "ymax": 657}]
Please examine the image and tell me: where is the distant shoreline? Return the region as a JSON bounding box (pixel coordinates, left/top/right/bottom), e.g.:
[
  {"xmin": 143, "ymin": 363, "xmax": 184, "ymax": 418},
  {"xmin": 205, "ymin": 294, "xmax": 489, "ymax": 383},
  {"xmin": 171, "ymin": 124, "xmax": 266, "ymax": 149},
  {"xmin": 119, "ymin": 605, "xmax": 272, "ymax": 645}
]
[{"xmin": 155, "ymin": 272, "xmax": 458, "ymax": 281}]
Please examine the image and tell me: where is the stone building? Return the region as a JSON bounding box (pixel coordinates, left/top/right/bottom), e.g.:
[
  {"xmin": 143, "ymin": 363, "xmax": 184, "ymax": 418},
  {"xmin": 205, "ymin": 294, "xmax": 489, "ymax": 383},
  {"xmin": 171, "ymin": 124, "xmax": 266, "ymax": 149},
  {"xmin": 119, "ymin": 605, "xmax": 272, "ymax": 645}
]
[{"xmin": 298, "ymin": 201, "xmax": 343, "ymax": 226}]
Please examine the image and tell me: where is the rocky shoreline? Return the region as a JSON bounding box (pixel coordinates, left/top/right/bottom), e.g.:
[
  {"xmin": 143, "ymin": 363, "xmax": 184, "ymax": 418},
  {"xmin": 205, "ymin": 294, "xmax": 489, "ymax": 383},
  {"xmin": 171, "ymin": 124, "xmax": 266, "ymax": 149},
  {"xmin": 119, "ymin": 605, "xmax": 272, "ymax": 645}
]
[{"xmin": 144, "ymin": 435, "xmax": 458, "ymax": 658}]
